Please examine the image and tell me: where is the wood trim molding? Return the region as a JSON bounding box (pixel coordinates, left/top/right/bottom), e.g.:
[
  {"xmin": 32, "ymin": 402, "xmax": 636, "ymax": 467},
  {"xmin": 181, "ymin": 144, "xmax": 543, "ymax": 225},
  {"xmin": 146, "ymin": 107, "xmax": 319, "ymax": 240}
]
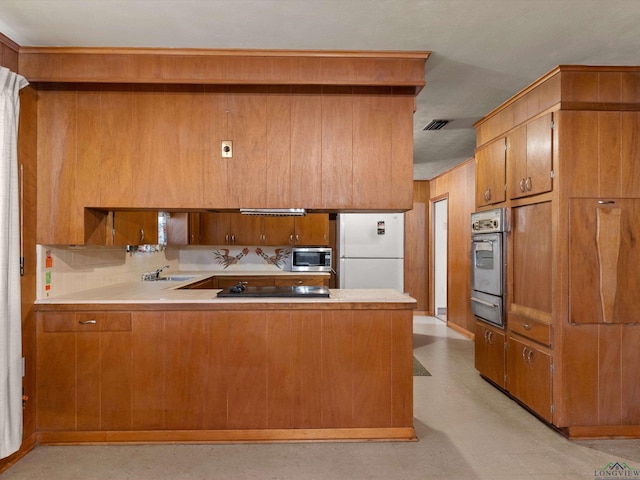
[
  {"xmin": 18, "ymin": 48, "xmax": 430, "ymax": 92},
  {"xmin": 0, "ymin": 434, "xmax": 37, "ymax": 475},
  {"xmin": 37, "ymin": 427, "xmax": 417, "ymax": 444},
  {"xmin": 34, "ymin": 301, "xmax": 417, "ymax": 312}
]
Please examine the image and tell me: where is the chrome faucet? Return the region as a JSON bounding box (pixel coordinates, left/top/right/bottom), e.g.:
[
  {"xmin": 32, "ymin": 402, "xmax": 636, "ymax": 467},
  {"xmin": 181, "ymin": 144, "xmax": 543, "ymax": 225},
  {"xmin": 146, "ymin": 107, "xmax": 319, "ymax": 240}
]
[{"xmin": 154, "ymin": 265, "xmax": 170, "ymax": 279}]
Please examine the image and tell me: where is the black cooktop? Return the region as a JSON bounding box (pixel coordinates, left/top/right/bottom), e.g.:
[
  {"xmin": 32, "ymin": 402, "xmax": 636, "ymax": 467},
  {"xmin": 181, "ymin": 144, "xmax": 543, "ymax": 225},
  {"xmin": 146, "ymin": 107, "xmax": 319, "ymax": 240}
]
[{"xmin": 217, "ymin": 285, "xmax": 330, "ymax": 298}]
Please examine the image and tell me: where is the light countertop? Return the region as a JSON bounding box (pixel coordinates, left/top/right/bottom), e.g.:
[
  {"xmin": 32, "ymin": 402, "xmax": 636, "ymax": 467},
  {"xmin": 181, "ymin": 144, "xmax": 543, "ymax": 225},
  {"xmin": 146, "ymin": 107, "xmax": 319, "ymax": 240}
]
[{"xmin": 35, "ymin": 271, "xmax": 415, "ymax": 306}]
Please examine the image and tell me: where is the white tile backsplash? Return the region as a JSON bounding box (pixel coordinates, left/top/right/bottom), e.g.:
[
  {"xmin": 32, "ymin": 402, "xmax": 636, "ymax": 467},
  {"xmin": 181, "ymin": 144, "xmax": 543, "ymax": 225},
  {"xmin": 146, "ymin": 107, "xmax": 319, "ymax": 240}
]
[{"xmin": 37, "ymin": 244, "xmax": 293, "ymax": 299}]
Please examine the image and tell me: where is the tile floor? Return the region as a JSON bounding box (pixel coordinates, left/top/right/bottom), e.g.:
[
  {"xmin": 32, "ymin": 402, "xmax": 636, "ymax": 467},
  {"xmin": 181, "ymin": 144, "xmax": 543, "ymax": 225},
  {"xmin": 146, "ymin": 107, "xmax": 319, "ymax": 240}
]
[{"xmin": 2, "ymin": 316, "xmax": 639, "ymax": 479}]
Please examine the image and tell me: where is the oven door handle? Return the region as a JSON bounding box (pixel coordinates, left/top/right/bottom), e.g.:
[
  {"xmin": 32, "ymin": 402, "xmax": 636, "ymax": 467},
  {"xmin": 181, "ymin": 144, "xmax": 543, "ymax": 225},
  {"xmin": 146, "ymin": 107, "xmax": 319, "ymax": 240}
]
[
  {"xmin": 471, "ymin": 297, "xmax": 499, "ymax": 309},
  {"xmin": 472, "ymin": 239, "xmax": 494, "ymax": 245}
]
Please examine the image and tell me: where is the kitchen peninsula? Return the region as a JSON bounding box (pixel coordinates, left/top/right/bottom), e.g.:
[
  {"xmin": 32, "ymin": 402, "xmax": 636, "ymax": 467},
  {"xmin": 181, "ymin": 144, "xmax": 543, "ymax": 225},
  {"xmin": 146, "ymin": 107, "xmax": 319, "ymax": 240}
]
[
  {"xmin": 34, "ymin": 277, "xmax": 416, "ymax": 443},
  {"xmin": 3, "ymin": 43, "xmax": 428, "ymax": 467}
]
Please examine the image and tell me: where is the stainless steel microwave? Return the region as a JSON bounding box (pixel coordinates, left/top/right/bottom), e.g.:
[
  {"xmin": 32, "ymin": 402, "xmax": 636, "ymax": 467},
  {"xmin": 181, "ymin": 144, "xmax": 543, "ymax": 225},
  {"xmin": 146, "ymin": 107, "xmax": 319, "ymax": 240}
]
[{"xmin": 291, "ymin": 247, "xmax": 332, "ymax": 272}]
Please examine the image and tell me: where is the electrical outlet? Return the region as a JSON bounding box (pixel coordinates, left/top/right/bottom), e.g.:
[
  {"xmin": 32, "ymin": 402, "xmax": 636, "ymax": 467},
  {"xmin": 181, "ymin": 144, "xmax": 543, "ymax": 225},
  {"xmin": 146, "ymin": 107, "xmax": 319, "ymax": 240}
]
[{"xmin": 222, "ymin": 140, "xmax": 233, "ymax": 158}]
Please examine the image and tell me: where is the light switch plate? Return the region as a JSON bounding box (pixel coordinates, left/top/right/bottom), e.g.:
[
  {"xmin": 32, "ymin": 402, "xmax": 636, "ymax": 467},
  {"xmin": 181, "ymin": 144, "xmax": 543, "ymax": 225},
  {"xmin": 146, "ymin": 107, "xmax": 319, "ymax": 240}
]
[{"xmin": 222, "ymin": 140, "xmax": 233, "ymax": 158}]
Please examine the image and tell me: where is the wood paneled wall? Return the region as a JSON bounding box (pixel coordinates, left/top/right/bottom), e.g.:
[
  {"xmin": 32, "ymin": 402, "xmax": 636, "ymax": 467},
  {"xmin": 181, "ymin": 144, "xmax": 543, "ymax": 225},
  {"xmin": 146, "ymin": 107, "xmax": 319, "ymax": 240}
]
[
  {"xmin": 0, "ymin": 32, "xmax": 19, "ymax": 72},
  {"xmin": 429, "ymin": 159, "xmax": 476, "ymax": 335},
  {"xmin": 404, "ymin": 181, "xmax": 429, "ymax": 313}
]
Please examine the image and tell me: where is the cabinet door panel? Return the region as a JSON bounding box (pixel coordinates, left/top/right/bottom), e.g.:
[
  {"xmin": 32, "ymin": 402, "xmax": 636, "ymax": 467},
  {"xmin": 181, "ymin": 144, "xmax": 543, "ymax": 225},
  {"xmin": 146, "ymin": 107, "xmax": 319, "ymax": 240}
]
[
  {"xmin": 76, "ymin": 331, "xmax": 101, "ymax": 430},
  {"xmin": 164, "ymin": 313, "xmax": 208, "ymax": 430},
  {"xmin": 37, "ymin": 88, "xmax": 80, "ymax": 244},
  {"xmin": 263, "ymin": 216, "xmax": 295, "ymax": 246},
  {"xmin": 203, "ymin": 86, "xmax": 229, "ymax": 207},
  {"xmin": 475, "ymin": 138, "xmax": 506, "ymax": 207},
  {"xmin": 321, "ymin": 311, "xmax": 354, "ymax": 427},
  {"xmin": 506, "ymin": 337, "xmax": 552, "ymax": 422},
  {"xmin": 227, "ymin": 89, "xmax": 268, "ymax": 208},
  {"xmin": 475, "ymin": 322, "xmax": 505, "ymax": 389},
  {"xmin": 622, "ymin": 325, "xmax": 640, "ymax": 423},
  {"xmin": 322, "ymin": 87, "xmax": 353, "ymax": 208},
  {"xmin": 125, "ymin": 85, "xmax": 205, "ymax": 208},
  {"xmin": 229, "ymin": 213, "xmax": 262, "ymax": 245},
  {"xmin": 199, "ymin": 212, "xmax": 229, "ymax": 245},
  {"xmin": 353, "ymin": 94, "xmax": 393, "ymax": 208},
  {"xmin": 295, "ymin": 213, "xmax": 329, "ymax": 245},
  {"xmin": 507, "ymin": 125, "xmax": 527, "ymax": 199},
  {"xmin": 525, "ymin": 113, "xmax": 553, "ymax": 196},
  {"xmin": 290, "ymin": 87, "xmax": 322, "ymax": 208},
  {"xmin": 352, "ymin": 311, "xmax": 392, "ymax": 427},
  {"xmin": 511, "ymin": 203, "xmax": 552, "ymax": 316},
  {"xmin": 37, "ymin": 317, "xmax": 76, "ymax": 431},
  {"xmin": 100, "ymin": 330, "xmax": 132, "ymax": 430},
  {"xmin": 266, "ymin": 86, "xmax": 292, "ymax": 207},
  {"xmin": 226, "ymin": 312, "xmax": 268, "ymax": 428},
  {"xmin": 569, "ymin": 199, "xmax": 640, "ymax": 324},
  {"xmin": 113, "ymin": 211, "xmax": 158, "ymax": 245},
  {"xmin": 131, "ymin": 312, "xmax": 165, "ymax": 429}
]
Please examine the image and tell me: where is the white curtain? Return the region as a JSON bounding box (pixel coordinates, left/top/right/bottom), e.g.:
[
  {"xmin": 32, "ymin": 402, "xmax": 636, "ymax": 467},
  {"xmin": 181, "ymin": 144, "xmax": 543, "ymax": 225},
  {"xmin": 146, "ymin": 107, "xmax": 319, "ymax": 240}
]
[{"xmin": 0, "ymin": 66, "xmax": 28, "ymax": 460}]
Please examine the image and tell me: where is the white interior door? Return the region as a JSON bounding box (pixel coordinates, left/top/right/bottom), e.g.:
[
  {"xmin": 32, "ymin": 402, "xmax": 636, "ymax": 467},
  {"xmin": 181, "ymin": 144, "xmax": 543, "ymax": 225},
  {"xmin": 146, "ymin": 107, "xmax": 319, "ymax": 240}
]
[{"xmin": 434, "ymin": 199, "xmax": 448, "ymax": 321}]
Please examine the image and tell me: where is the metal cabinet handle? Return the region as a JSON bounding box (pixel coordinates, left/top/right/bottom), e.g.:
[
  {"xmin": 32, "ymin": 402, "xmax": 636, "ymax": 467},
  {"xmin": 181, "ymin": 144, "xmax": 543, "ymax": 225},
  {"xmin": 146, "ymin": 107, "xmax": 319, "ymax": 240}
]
[
  {"xmin": 225, "ymin": 234, "xmax": 230, "ymax": 244},
  {"xmin": 598, "ymin": 200, "xmax": 616, "ymax": 205},
  {"xmin": 522, "ymin": 347, "xmax": 528, "ymax": 361},
  {"xmin": 79, "ymin": 319, "xmax": 97, "ymax": 325},
  {"xmin": 484, "ymin": 330, "xmax": 489, "ymax": 342},
  {"xmin": 527, "ymin": 349, "xmax": 534, "ymax": 363},
  {"xmin": 295, "ymin": 234, "xmax": 299, "ymax": 243},
  {"xmin": 231, "ymin": 234, "xmax": 236, "ymax": 244},
  {"xmin": 289, "ymin": 234, "xmax": 294, "ymax": 244},
  {"xmin": 487, "ymin": 331, "xmax": 493, "ymax": 345},
  {"xmin": 140, "ymin": 228, "xmax": 144, "ymax": 243},
  {"xmin": 519, "ymin": 178, "xmax": 526, "ymax": 192},
  {"xmin": 525, "ymin": 176, "xmax": 532, "ymax": 191},
  {"xmin": 484, "ymin": 188, "xmax": 491, "ymax": 202},
  {"xmin": 295, "ymin": 280, "xmax": 303, "ymax": 285},
  {"xmin": 522, "ymin": 323, "xmax": 532, "ymax": 330}
]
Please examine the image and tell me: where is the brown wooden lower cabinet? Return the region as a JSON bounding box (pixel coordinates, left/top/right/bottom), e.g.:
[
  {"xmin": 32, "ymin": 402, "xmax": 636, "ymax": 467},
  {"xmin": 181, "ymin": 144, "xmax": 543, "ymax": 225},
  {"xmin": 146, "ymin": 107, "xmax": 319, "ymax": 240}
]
[
  {"xmin": 36, "ymin": 306, "xmax": 414, "ymax": 442},
  {"xmin": 214, "ymin": 275, "xmax": 329, "ymax": 288},
  {"xmin": 506, "ymin": 335, "xmax": 552, "ymax": 422},
  {"xmin": 474, "ymin": 321, "xmax": 505, "ymax": 389},
  {"xmin": 37, "ymin": 312, "xmax": 132, "ymax": 432}
]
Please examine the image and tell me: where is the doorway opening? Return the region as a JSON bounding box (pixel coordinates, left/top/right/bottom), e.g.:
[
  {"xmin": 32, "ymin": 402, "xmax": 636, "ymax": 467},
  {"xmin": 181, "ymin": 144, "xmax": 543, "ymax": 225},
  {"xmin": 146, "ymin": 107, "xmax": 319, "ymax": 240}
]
[{"xmin": 433, "ymin": 198, "xmax": 448, "ymax": 322}]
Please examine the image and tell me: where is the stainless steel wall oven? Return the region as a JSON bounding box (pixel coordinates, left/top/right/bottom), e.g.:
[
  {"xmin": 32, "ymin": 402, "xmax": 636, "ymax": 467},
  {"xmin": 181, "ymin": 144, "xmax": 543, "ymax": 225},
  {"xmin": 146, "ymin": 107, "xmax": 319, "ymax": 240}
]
[{"xmin": 470, "ymin": 208, "xmax": 508, "ymax": 328}]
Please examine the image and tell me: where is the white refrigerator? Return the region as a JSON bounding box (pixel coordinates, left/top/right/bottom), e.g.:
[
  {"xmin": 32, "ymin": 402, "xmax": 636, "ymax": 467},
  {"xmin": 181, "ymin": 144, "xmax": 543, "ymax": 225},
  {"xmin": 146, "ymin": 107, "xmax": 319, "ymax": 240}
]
[{"xmin": 337, "ymin": 213, "xmax": 404, "ymax": 291}]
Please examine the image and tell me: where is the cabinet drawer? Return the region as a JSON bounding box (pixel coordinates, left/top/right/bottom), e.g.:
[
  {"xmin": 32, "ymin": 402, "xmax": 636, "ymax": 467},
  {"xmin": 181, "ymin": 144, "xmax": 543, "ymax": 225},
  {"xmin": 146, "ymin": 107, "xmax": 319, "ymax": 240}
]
[
  {"xmin": 42, "ymin": 313, "xmax": 131, "ymax": 332},
  {"xmin": 509, "ymin": 312, "xmax": 551, "ymax": 346},
  {"xmin": 274, "ymin": 276, "xmax": 327, "ymax": 287},
  {"xmin": 216, "ymin": 277, "xmax": 275, "ymax": 288}
]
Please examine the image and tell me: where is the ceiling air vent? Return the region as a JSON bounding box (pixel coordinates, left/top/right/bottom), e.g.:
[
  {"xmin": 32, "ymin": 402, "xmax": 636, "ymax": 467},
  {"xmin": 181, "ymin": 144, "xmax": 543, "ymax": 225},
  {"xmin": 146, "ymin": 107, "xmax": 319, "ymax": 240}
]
[{"xmin": 423, "ymin": 119, "xmax": 450, "ymax": 131}]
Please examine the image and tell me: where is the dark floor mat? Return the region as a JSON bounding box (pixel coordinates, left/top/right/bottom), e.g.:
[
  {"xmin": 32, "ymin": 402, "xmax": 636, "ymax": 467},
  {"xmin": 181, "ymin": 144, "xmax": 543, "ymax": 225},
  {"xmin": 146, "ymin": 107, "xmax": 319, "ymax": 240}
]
[{"xmin": 413, "ymin": 356, "xmax": 431, "ymax": 376}]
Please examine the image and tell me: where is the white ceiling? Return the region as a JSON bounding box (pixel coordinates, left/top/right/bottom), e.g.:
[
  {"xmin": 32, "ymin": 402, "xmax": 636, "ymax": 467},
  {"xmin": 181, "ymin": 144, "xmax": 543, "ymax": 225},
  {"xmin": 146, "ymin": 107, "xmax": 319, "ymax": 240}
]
[{"xmin": 1, "ymin": 0, "xmax": 639, "ymax": 180}]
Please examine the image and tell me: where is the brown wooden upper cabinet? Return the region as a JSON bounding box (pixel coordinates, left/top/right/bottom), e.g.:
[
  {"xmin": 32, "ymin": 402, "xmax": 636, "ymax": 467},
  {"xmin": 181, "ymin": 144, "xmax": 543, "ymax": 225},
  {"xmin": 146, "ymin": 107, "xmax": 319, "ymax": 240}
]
[
  {"xmin": 189, "ymin": 212, "xmax": 329, "ymax": 246},
  {"xmin": 475, "ymin": 137, "xmax": 506, "ymax": 208},
  {"xmin": 195, "ymin": 212, "xmax": 262, "ymax": 245},
  {"xmin": 507, "ymin": 113, "xmax": 553, "ymax": 200},
  {"xmin": 112, "ymin": 211, "xmax": 158, "ymax": 246},
  {"xmin": 34, "ymin": 50, "xmax": 427, "ymax": 245}
]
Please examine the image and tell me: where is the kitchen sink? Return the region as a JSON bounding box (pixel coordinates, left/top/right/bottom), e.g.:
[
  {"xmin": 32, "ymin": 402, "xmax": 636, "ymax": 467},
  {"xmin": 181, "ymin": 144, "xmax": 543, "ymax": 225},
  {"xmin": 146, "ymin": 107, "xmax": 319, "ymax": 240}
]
[{"xmin": 154, "ymin": 275, "xmax": 197, "ymax": 282}]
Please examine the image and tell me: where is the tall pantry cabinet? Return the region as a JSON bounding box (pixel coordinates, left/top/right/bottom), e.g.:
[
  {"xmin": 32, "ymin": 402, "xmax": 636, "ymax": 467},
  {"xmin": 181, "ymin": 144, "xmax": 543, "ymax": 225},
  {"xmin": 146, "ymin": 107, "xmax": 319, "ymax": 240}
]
[{"xmin": 473, "ymin": 66, "xmax": 640, "ymax": 438}]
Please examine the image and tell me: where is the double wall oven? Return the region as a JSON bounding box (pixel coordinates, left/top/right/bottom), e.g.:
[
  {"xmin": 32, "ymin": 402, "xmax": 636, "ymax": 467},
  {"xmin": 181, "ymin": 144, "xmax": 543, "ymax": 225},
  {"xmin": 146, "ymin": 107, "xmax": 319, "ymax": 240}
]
[{"xmin": 470, "ymin": 208, "xmax": 508, "ymax": 328}]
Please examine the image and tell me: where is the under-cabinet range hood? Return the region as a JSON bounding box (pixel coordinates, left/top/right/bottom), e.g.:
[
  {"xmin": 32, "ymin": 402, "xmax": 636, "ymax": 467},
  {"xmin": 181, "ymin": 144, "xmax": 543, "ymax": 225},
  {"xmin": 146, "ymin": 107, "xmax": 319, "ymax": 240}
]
[{"xmin": 239, "ymin": 208, "xmax": 306, "ymax": 216}]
